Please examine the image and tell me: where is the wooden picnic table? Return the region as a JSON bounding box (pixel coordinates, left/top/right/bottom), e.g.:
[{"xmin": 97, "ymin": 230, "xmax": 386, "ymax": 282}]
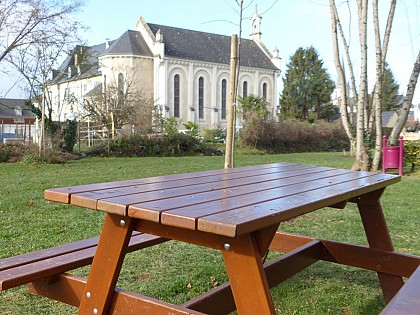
[{"xmin": 38, "ymin": 162, "xmax": 419, "ymax": 314}]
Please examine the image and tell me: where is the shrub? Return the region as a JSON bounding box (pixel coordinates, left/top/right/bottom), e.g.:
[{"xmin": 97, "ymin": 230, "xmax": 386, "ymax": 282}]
[
  {"xmin": 203, "ymin": 128, "xmax": 226, "ymax": 143},
  {"xmin": 0, "ymin": 143, "xmax": 79, "ymax": 164},
  {"xmin": 404, "ymin": 140, "xmax": 420, "ymax": 171},
  {"xmin": 0, "ymin": 143, "xmax": 33, "ymax": 163},
  {"xmin": 240, "ymin": 115, "xmax": 349, "ymax": 153},
  {"xmin": 85, "ymin": 133, "xmax": 223, "ymax": 158},
  {"xmin": 61, "ymin": 119, "xmax": 78, "ymax": 153}
]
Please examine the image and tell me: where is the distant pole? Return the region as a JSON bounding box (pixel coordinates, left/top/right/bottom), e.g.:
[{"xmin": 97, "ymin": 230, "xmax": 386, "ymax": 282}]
[
  {"xmin": 225, "ymin": 34, "xmax": 238, "ymax": 169},
  {"xmin": 39, "ymin": 89, "xmax": 45, "ymax": 157}
]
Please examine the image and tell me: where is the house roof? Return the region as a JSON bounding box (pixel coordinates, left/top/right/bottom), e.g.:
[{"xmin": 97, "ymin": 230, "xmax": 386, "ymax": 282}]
[
  {"xmin": 147, "ymin": 23, "xmax": 278, "ymax": 70},
  {"xmin": 382, "ymin": 111, "xmax": 397, "ymax": 127},
  {"xmin": 104, "ymin": 30, "xmax": 153, "ymax": 56},
  {"xmin": 0, "ymin": 99, "xmax": 35, "ymax": 119}
]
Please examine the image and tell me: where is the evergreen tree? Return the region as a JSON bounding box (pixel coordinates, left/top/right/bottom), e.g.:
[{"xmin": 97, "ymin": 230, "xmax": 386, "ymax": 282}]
[
  {"xmin": 280, "ymin": 47, "xmax": 335, "ymax": 120},
  {"xmin": 381, "ymin": 64, "xmax": 400, "ymax": 111}
]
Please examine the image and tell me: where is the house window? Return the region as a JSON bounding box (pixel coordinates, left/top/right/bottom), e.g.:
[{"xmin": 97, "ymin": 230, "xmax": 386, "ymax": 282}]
[
  {"xmin": 262, "ymin": 83, "xmax": 267, "ymax": 100},
  {"xmin": 221, "ymin": 79, "xmax": 227, "ymax": 119},
  {"xmin": 174, "ymin": 74, "xmax": 180, "ymax": 118},
  {"xmin": 243, "ymin": 81, "xmax": 248, "ymax": 98},
  {"xmin": 198, "ymin": 77, "xmax": 204, "ymax": 119}
]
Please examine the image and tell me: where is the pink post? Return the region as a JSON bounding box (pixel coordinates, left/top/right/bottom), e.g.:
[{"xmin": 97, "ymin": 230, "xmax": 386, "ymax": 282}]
[{"xmin": 399, "ymin": 136, "xmax": 404, "ymax": 176}]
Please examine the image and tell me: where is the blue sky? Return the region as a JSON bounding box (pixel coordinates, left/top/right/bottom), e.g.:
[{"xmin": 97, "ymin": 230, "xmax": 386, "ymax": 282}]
[{"xmin": 1, "ymin": 0, "xmax": 419, "ymax": 104}]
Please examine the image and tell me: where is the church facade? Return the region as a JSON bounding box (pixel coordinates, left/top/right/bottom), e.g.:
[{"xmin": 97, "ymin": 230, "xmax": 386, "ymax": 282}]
[{"xmin": 47, "ymin": 10, "xmax": 280, "ymax": 132}]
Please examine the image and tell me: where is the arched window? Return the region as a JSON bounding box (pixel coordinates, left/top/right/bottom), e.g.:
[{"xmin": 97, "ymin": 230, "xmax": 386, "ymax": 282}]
[
  {"xmin": 243, "ymin": 81, "xmax": 248, "ymax": 98},
  {"xmin": 221, "ymin": 79, "xmax": 227, "ymax": 119},
  {"xmin": 118, "ymin": 73, "xmax": 124, "ymax": 93},
  {"xmin": 198, "ymin": 77, "xmax": 204, "ymax": 119},
  {"xmin": 117, "ymin": 73, "xmax": 124, "ymax": 106},
  {"xmin": 262, "ymin": 83, "xmax": 267, "ymax": 100},
  {"xmin": 174, "ymin": 74, "xmax": 180, "ymax": 117}
]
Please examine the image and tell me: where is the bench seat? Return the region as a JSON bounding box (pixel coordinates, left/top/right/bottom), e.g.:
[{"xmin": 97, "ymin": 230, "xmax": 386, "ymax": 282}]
[
  {"xmin": 380, "ymin": 265, "xmax": 420, "ymax": 315},
  {"xmin": 0, "ymin": 232, "xmax": 167, "ymax": 291}
]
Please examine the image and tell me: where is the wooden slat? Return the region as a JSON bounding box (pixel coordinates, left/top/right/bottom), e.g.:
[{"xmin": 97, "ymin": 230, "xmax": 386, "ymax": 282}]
[
  {"xmin": 0, "ymin": 237, "xmax": 100, "ymax": 271},
  {"xmin": 44, "ymin": 163, "xmax": 295, "ymax": 204},
  {"xmin": 269, "ymin": 232, "xmax": 420, "ymax": 278},
  {"xmin": 29, "ymin": 273, "xmax": 207, "ymax": 315},
  {"xmin": 380, "ymin": 266, "xmax": 420, "ymax": 315},
  {"xmin": 93, "ymin": 164, "xmax": 323, "ymax": 215},
  {"xmin": 0, "ymin": 233, "xmax": 166, "ymax": 291},
  {"xmin": 198, "ymin": 173, "xmax": 400, "ymax": 237},
  {"xmin": 128, "ymin": 169, "xmax": 351, "ymax": 225}
]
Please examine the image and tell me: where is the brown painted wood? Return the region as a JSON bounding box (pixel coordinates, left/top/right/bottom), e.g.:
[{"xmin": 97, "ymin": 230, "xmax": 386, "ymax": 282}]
[
  {"xmin": 101, "ymin": 164, "xmax": 329, "ymax": 217},
  {"xmin": 255, "ymin": 224, "xmax": 280, "ymax": 261},
  {"xmin": 134, "ymin": 220, "xmax": 224, "ymax": 251},
  {"xmin": 155, "ymin": 169, "xmax": 352, "ymax": 229},
  {"xmin": 222, "ymin": 232, "xmax": 275, "ymax": 314},
  {"xmin": 356, "ymin": 192, "xmax": 405, "ymax": 303},
  {"xmin": 198, "ymin": 174, "xmax": 399, "ymax": 237},
  {"xmin": 0, "ymin": 232, "xmax": 166, "ymax": 291},
  {"xmin": 269, "ymin": 232, "xmax": 420, "ymax": 278},
  {"xmin": 269, "ymin": 232, "xmax": 315, "ymax": 252},
  {"xmin": 38, "ymin": 163, "xmax": 412, "ymax": 314},
  {"xmin": 29, "ymin": 273, "xmax": 207, "ymax": 315},
  {"xmin": 380, "ymin": 266, "xmax": 420, "ymax": 315},
  {"xmin": 77, "ymin": 214, "xmax": 134, "ymax": 315},
  {"xmin": 44, "ymin": 162, "xmax": 300, "ymax": 206}
]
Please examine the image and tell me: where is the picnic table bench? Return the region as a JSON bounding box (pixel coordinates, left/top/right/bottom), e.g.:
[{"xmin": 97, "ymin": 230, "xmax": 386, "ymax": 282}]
[{"xmin": 1, "ymin": 162, "xmax": 419, "ymax": 314}]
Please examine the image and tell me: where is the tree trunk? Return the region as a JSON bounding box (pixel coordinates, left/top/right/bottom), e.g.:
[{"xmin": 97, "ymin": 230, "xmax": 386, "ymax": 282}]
[
  {"xmin": 329, "ymin": 0, "xmax": 356, "ymax": 154},
  {"xmin": 353, "ymin": 0, "xmax": 369, "ymax": 171},
  {"xmin": 389, "ymin": 50, "xmax": 420, "ymax": 145},
  {"xmin": 371, "ymin": 0, "xmax": 397, "ymax": 171}
]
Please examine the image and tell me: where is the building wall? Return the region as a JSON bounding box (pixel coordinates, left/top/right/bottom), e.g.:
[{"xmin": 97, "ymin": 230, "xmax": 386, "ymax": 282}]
[
  {"xmin": 163, "ymin": 59, "xmax": 277, "ymax": 131},
  {"xmin": 99, "ymin": 55, "xmax": 154, "ymax": 99},
  {"xmin": 47, "ymin": 75, "xmax": 102, "ymax": 122}
]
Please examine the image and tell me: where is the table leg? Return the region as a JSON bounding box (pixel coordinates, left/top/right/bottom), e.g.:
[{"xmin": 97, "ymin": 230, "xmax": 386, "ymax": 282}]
[
  {"xmin": 356, "ymin": 190, "xmax": 404, "ymax": 303},
  {"xmin": 78, "ymin": 213, "xmax": 134, "ymax": 315},
  {"xmin": 221, "ymin": 232, "xmax": 276, "ymax": 315}
]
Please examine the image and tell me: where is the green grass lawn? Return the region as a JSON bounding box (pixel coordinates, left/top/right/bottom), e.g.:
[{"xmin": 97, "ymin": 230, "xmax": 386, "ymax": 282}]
[{"xmin": 0, "ymin": 152, "xmax": 419, "ymax": 314}]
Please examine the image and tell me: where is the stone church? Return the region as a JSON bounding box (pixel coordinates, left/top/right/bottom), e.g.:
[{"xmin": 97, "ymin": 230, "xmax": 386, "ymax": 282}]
[{"xmin": 47, "ymin": 8, "xmax": 281, "ymax": 132}]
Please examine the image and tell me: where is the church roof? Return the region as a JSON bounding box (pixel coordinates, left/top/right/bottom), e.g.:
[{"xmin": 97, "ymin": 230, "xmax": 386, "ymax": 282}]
[
  {"xmin": 104, "ymin": 30, "xmax": 153, "ymax": 56},
  {"xmin": 50, "ymin": 43, "xmax": 108, "ymax": 83},
  {"xmin": 147, "ymin": 23, "xmax": 278, "ymax": 70},
  {"xmin": 50, "ymin": 20, "xmax": 278, "ymax": 85}
]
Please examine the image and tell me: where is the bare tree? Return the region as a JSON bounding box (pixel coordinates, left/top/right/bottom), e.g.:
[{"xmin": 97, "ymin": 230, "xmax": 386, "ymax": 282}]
[
  {"xmin": 0, "ymin": 0, "xmax": 83, "ymax": 65},
  {"xmin": 329, "ymin": 0, "xmax": 397, "ymax": 171},
  {"xmin": 389, "ymin": 50, "xmax": 420, "ymax": 145},
  {"xmin": 84, "ymin": 76, "xmax": 154, "ymax": 138}
]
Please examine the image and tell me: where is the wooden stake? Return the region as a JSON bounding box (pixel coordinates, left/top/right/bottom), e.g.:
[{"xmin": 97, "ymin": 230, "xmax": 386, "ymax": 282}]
[{"xmin": 225, "ymin": 34, "xmax": 238, "ymax": 169}]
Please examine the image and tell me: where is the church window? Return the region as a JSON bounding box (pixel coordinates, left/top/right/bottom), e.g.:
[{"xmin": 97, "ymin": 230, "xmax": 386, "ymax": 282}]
[
  {"xmin": 221, "ymin": 79, "xmax": 227, "ymax": 119},
  {"xmin": 174, "ymin": 74, "xmax": 180, "ymax": 118},
  {"xmin": 262, "ymin": 83, "xmax": 267, "ymax": 100},
  {"xmin": 118, "ymin": 73, "xmax": 124, "ymax": 105},
  {"xmin": 198, "ymin": 77, "xmax": 204, "ymax": 119},
  {"xmin": 243, "ymin": 81, "xmax": 248, "ymax": 98}
]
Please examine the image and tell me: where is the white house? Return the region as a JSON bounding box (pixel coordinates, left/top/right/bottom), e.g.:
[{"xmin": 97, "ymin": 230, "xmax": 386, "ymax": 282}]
[{"xmin": 46, "ymin": 9, "xmax": 281, "ymax": 132}]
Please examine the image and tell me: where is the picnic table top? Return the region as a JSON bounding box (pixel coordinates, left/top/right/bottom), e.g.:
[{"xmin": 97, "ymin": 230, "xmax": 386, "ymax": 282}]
[{"xmin": 44, "ymin": 163, "xmax": 400, "ymax": 237}]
